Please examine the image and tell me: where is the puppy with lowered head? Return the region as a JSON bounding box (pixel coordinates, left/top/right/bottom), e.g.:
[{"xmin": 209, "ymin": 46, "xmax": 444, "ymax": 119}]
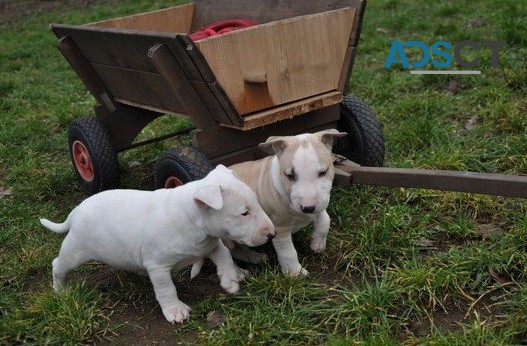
[
  {"xmin": 40, "ymin": 165, "xmax": 275, "ymax": 323},
  {"xmin": 228, "ymin": 129, "xmax": 345, "ymax": 276}
]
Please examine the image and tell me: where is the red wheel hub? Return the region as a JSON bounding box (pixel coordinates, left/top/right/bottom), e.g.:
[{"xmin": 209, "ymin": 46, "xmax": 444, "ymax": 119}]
[
  {"xmin": 72, "ymin": 140, "xmax": 94, "ymax": 182},
  {"xmin": 165, "ymin": 176, "xmax": 184, "ymax": 188}
]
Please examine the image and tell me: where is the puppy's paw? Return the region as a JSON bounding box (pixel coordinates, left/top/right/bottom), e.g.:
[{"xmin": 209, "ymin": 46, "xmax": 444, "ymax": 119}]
[
  {"xmin": 310, "ymin": 237, "xmax": 327, "ymax": 253},
  {"xmin": 283, "ymin": 265, "xmax": 309, "ymax": 278},
  {"xmin": 220, "ymin": 278, "xmax": 240, "ymax": 294},
  {"xmin": 162, "ymin": 301, "xmax": 191, "ymax": 324}
]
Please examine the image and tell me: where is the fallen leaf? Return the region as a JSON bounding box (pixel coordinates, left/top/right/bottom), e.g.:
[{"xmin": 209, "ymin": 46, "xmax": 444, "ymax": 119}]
[
  {"xmin": 0, "ymin": 187, "xmax": 12, "ymax": 200},
  {"xmin": 489, "ymin": 268, "xmax": 509, "ymax": 285},
  {"xmin": 474, "ymin": 223, "xmax": 503, "ymax": 240},
  {"xmin": 464, "ymin": 115, "xmax": 478, "ymax": 131},
  {"xmin": 468, "ymin": 18, "xmax": 485, "ymax": 28},
  {"xmin": 415, "ymin": 237, "xmax": 435, "ymax": 249},
  {"xmin": 207, "ymin": 310, "xmax": 227, "ymax": 329}
]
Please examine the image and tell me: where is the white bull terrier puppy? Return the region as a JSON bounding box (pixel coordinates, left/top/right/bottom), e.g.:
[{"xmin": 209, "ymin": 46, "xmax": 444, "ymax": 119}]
[
  {"xmin": 228, "ymin": 129, "xmax": 346, "ymax": 276},
  {"xmin": 40, "ymin": 164, "xmax": 275, "ymax": 324}
]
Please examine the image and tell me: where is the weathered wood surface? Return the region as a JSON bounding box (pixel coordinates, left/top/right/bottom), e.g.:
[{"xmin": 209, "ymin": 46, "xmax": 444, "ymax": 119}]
[
  {"xmin": 52, "ymin": 24, "xmax": 239, "ymax": 128},
  {"xmin": 193, "ymin": 105, "xmax": 340, "ymax": 160},
  {"xmin": 56, "ymin": 36, "xmax": 117, "ymax": 112},
  {"xmin": 147, "ymin": 42, "xmax": 217, "ymax": 129},
  {"xmin": 334, "ymin": 158, "xmax": 527, "ymax": 198},
  {"xmin": 236, "ymin": 91, "xmax": 343, "ymax": 130},
  {"xmin": 88, "ymin": 3, "xmax": 194, "ymax": 33},
  {"xmin": 194, "ymin": 8, "xmax": 354, "ymax": 115}
]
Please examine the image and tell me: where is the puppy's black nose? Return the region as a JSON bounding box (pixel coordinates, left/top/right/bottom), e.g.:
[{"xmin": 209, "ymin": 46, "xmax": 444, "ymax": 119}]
[
  {"xmin": 301, "ymin": 205, "xmax": 316, "ymax": 214},
  {"xmin": 267, "ymin": 233, "xmax": 276, "ymax": 240}
]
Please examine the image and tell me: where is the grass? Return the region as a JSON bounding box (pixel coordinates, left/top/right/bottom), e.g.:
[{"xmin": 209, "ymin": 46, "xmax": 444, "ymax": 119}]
[{"xmin": 1, "ymin": 0, "xmax": 526, "ymax": 344}]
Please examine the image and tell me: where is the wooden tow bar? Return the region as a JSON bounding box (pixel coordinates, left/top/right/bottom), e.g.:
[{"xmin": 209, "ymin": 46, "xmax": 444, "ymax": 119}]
[{"xmin": 334, "ymin": 156, "xmax": 527, "ymax": 198}]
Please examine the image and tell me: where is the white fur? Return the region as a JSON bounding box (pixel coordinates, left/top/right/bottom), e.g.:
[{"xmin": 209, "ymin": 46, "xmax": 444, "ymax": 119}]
[{"xmin": 40, "ymin": 165, "xmax": 274, "ymax": 324}]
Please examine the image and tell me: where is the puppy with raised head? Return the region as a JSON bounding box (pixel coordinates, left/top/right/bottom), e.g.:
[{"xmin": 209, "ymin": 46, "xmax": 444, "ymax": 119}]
[
  {"xmin": 40, "ymin": 165, "xmax": 275, "ymax": 323},
  {"xmin": 228, "ymin": 129, "xmax": 346, "ymax": 276}
]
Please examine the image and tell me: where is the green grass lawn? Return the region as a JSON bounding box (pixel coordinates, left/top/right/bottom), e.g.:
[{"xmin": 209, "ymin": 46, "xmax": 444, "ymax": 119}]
[{"xmin": 1, "ymin": 0, "xmax": 526, "ymax": 344}]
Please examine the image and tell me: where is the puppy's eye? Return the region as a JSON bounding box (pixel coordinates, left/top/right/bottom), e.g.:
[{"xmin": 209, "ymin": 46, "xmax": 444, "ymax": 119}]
[
  {"xmin": 318, "ymin": 169, "xmax": 328, "ymax": 178},
  {"xmin": 241, "ymin": 210, "xmax": 249, "ymax": 217},
  {"xmin": 284, "ymin": 169, "xmax": 295, "ymax": 181}
]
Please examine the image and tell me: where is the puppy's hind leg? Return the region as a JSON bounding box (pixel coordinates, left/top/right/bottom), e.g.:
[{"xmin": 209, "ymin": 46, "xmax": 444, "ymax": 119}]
[
  {"xmin": 52, "ymin": 236, "xmax": 91, "ymax": 291},
  {"xmin": 52, "ymin": 253, "xmax": 90, "ymax": 291}
]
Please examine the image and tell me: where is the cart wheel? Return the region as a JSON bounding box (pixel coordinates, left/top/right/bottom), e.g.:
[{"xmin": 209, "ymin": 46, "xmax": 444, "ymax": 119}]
[
  {"xmin": 155, "ymin": 146, "xmax": 213, "ymax": 189},
  {"xmin": 68, "ymin": 116, "xmax": 120, "ymax": 195},
  {"xmin": 335, "ymin": 93, "xmax": 385, "ymax": 167}
]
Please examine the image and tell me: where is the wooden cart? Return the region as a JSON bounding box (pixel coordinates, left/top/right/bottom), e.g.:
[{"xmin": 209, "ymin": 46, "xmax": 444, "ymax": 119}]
[
  {"xmin": 52, "ymin": 0, "xmax": 385, "ymax": 194},
  {"xmin": 52, "ymin": 0, "xmax": 527, "ymax": 198}
]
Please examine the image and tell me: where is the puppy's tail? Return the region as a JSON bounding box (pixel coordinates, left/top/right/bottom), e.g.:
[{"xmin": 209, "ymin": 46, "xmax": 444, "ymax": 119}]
[{"xmin": 39, "ymin": 211, "xmax": 74, "ymax": 234}]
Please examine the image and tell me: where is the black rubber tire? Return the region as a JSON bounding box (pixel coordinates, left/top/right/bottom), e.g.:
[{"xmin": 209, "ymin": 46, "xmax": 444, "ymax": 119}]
[
  {"xmin": 335, "ymin": 93, "xmax": 385, "ymax": 167},
  {"xmin": 68, "ymin": 116, "xmax": 120, "ymax": 196},
  {"xmin": 154, "ymin": 146, "xmax": 213, "ymax": 189}
]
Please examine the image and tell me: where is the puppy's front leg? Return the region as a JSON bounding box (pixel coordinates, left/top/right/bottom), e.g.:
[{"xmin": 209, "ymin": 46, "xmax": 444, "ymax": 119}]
[
  {"xmin": 310, "ymin": 210, "xmax": 330, "ymax": 253},
  {"xmin": 272, "ymin": 232, "xmax": 309, "ymax": 277},
  {"xmin": 147, "ymin": 267, "xmax": 190, "ymax": 324},
  {"xmin": 208, "ymin": 240, "xmax": 246, "ymax": 293}
]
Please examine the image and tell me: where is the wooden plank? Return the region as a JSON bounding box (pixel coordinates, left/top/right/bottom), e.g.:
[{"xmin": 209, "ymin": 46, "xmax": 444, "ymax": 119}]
[
  {"xmin": 114, "ymin": 98, "xmax": 187, "ymax": 118},
  {"xmin": 91, "ymin": 63, "xmax": 186, "ymax": 114},
  {"xmin": 180, "ymin": 34, "xmax": 250, "ymax": 126},
  {"xmin": 88, "ymin": 4, "xmax": 194, "ymax": 33},
  {"xmin": 193, "ymin": 104, "xmax": 340, "ymax": 159},
  {"xmin": 147, "ymin": 42, "xmax": 217, "ymax": 129},
  {"xmin": 52, "ymin": 25, "xmax": 202, "ymax": 80},
  {"xmin": 209, "ymin": 121, "xmax": 340, "ymax": 166},
  {"xmin": 207, "ymin": 80, "xmax": 244, "ymax": 127},
  {"xmin": 338, "ymin": 45, "xmax": 357, "ymax": 92},
  {"xmin": 191, "ymin": 0, "xmax": 365, "ymax": 46},
  {"xmin": 55, "ymin": 36, "xmax": 116, "ymax": 112},
  {"xmin": 231, "ymin": 91, "xmax": 343, "ymax": 130},
  {"xmin": 189, "ymin": 79, "xmax": 238, "ymax": 126},
  {"xmin": 194, "ymin": 9, "xmax": 354, "ymax": 115},
  {"xmin": 176, "ymin": 36, "xmax": 243, "ymax": 127},
  {"xmin": 334, "ymin": 162, "xmax": 527, "ymax": 198},
  {"xmin": 177, "ymin": 35, "xmax": 216, "ymax": 83}
]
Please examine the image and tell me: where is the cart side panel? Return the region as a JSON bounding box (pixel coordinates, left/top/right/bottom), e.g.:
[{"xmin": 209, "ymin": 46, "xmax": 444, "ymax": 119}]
[
  {"xmin": 192, "ymin": 0, "xmax": 366, "ymax": 93},
  {"xmin": 52, "ymin": 25, "xmax": 238, "ymax": 128},
  {"xmin": 90, "ymin": 64, "xmax": 187, "ymax": 114},
  {"xmin": 87, "ymin": 3, "xmax": 194, "ymax": 33},
  {"xmin": 194, "ymin": 8, "xmax": 355, "ymax": 115}
]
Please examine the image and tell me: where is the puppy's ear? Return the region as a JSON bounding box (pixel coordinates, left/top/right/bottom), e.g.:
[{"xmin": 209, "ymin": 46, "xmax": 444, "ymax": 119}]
[
  {"xmin": 194, "ymin": 184, "xmax": 223, "ymax": 210},
  {"xmin": 317, "ymin": 129, "xmax": 347, "ymax": 150},
  {"xmin": 259, "ymin": 136, "xmax": 287, "ymax": 156}
]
